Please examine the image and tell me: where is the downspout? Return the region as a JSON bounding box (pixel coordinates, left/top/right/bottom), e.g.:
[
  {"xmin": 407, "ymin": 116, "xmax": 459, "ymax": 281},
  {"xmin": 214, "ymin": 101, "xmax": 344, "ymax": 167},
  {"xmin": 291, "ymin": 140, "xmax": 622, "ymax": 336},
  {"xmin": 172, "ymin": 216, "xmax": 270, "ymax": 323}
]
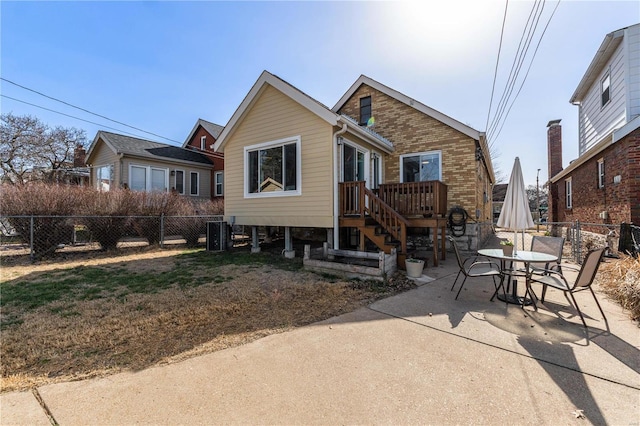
[{"xmin": 333, "ymin": 122, "xmax": 348, "ymax": 250}]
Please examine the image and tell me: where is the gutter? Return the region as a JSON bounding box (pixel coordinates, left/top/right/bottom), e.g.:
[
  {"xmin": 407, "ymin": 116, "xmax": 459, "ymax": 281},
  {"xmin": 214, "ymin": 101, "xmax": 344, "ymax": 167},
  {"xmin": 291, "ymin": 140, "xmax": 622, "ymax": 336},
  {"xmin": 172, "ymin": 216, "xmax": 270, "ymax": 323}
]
[{"xmin": 332, "ymin": 123, "xmax": 348, "ymax": 249}]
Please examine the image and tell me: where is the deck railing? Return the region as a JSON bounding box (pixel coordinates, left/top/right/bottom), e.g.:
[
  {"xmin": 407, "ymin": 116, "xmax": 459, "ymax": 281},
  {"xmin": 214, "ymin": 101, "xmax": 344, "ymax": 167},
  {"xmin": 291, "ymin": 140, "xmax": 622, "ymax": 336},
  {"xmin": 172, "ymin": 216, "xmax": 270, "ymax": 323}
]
[
  {"xmin": 377, "ymin": 181, "xmax": 447, "ymax": 217},
  {"xmin": 339, "ymin": 181, "xmax": 408, "ymax": 250}
]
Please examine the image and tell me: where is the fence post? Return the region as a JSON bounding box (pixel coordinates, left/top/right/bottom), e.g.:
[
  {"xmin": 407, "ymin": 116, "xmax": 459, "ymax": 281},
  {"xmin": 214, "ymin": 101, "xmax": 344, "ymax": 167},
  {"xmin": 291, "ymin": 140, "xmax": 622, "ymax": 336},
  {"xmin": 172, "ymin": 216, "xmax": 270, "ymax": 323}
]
[
  {"xmin": 160, "ymin": 214, "xmax": 165, "ymax": 248},
  {"xmin": 576, "ymin": 220, "xmax": 582, "ymax": 263},
  {"xmin": 30, "ymin": 215, "xmax": 34, "ymax": 262}
]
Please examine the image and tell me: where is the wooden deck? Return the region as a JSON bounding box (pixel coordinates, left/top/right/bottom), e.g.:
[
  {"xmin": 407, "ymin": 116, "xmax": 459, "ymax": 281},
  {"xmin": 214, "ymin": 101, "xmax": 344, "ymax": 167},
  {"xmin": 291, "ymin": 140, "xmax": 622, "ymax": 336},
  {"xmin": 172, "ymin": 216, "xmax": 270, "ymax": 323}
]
[{"xmin": 338, "ymin": 181, "xmax": 448, "ymax": 267}]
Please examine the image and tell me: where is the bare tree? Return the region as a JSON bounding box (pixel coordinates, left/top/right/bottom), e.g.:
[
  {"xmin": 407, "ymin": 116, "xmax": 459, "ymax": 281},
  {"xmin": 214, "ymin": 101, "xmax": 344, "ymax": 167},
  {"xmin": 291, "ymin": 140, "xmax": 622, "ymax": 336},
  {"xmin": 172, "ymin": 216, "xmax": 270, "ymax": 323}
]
[{"xmin": 0, "ymin": 113, "xmax": 87, "ymax": 184}]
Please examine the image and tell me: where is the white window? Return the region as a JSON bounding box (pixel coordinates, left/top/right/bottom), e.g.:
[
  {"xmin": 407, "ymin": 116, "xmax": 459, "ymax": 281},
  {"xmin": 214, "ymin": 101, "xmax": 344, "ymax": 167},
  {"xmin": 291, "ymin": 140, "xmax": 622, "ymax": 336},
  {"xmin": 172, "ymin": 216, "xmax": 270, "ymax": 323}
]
[
  {"xmin": 244, "ymin": 136, "xmax": 301, "ymax": 198},
  {"xmin": 174, "ymin": 170, "xmax": 184, "ymax": 194},
  {"xmin": 95, "ymin": 164, "xmax": 113, "ymax": 191},
  {"xmin": 215, "ymin": 171, "xmax": 224, "ymax": 196},
  {"xmin": 601, "ymin": 71, "xmax": 610, "ymax": 107},
  {"xmin": 190, "ymin": 171, "xmax": 199, "ymax": 196},
  {"xmin": 129, "ymin": 165, "xmax": 168, "ymax": 192},
  {"xmin": 597, "ymin": 159, "xmax": 605, "ymax": 189},
  {"xmin": 200, "ymin": 136, "xmax": 207, "ymax": 151},
  {"xmin": 565, "ymin": 178, "xmax": 572, "ymax": 209},
  {"xmin": 400, "ymin": 151, "xmax": 442, "ymax": 182}
]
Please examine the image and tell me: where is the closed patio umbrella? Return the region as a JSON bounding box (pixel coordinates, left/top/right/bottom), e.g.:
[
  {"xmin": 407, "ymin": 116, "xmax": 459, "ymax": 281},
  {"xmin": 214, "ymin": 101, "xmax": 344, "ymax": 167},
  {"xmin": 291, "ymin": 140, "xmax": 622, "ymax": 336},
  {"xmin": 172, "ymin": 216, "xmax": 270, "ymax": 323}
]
[{"xmin": 497, "ymin": 157, "xmax": 534, "ymax": 254}]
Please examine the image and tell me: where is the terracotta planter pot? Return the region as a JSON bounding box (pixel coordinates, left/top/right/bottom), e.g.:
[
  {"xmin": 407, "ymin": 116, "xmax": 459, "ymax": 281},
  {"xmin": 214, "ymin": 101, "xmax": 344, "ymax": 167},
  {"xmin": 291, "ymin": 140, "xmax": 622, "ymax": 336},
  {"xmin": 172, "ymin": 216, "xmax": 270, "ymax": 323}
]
[{"xmin": 502, "ymin": 245, "xmax": 513, "ymax": 257}]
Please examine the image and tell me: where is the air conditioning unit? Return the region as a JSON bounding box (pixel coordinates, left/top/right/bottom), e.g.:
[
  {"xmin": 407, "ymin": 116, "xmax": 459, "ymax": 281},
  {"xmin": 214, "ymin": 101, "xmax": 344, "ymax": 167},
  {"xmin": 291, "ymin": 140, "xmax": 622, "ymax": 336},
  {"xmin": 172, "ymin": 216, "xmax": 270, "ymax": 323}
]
[{"xmin": 598, "ymin": 211, "xmax": 608, "ymax": 220}]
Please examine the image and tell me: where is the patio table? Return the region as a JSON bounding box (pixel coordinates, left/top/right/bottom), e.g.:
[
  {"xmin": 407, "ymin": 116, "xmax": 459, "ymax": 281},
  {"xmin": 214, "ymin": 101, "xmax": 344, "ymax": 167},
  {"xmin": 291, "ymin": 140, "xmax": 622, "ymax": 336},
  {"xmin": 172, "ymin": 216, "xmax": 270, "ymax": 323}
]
[{"xmin": 477, "ymin": 249, "xmax": 558, "ymax": 306}]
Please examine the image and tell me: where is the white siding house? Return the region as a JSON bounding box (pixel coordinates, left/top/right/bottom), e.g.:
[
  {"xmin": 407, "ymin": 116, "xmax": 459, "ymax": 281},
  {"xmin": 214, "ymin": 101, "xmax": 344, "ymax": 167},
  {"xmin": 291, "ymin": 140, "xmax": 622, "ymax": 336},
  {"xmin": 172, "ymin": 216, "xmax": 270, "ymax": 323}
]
[{"xmin": 570, "ymin": 24, "xmax": 640, "ymax": 155}]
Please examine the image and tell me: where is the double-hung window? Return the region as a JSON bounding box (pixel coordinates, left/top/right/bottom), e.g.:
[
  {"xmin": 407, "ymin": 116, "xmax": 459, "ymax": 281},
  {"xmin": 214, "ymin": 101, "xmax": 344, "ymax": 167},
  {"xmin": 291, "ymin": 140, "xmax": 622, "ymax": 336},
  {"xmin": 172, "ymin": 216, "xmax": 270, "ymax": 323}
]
[
  {"xmin": 565, "ymin": 178, "xmax": 572, "ymax": 209},
  {"xmin": 200, "ymin": 136, "xmax": 207, "ymax": 151},
  {"xmin": 597, "ymin": 159, "xmax": 605, "ymax": 189},
  {"xmin": 601, "ymin": 71, "xmax": 610, "ymax": 107},
  {"xmin": 175, "ymin": 170, "xmax": 185, "ymax": 194},
  {"xmin": 400, "ymin": 151, "xmax": 442, "ymax": 182},
  {"xmin": 190, "ymin": 172, "xmax": 199, "ymax": 196},
  {"xmin": 215, "ymin": 171, "xmax": 224, "ymax": 196},
  {"xmin": 129, "ymin": 165, "xmax": 168, "ymax": 192},
  {"xmin": 244, "ymin": 136, "xmax": 301, "ymax": 197},
  {"xmin": 359, "ymin": 96, "xmax": 372, "ymax": 126}
]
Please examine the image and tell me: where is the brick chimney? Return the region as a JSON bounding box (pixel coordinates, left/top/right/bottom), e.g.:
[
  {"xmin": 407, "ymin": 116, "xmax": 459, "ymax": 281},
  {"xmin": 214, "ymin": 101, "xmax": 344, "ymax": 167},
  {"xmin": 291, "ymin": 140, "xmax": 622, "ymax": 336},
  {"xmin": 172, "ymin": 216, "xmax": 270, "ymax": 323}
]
[
  {"xmin": 547, "ymin": 119, "xmax": 562, "ymax": 223},
  {"xmin": 73, "ymin": 144, "xmax": 86, "ymax": 167},
  {"xmin": 547, "ymin": 119, "xmax": 563, "ymax": 178}
]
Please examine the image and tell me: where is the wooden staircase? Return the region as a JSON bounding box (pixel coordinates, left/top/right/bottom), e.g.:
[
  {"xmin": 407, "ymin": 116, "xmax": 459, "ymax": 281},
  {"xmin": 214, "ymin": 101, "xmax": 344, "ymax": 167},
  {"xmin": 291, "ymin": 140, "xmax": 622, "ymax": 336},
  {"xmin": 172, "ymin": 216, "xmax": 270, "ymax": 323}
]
[{"xmin": 339, "ymin": 181, "xmax": 409, "ymax": 264}]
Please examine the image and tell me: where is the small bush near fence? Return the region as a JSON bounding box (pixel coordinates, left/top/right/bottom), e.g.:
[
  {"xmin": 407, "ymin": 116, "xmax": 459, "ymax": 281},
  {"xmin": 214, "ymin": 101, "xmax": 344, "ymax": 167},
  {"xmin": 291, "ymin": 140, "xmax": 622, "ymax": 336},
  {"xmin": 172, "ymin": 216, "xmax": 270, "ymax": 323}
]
[
  {"xmin": 597, "ymin": 254, "xmax": 640, "ymax": 321},
  {"xmin": 0, "ymin": 183, "xmax": 223, "ymax": 259}
]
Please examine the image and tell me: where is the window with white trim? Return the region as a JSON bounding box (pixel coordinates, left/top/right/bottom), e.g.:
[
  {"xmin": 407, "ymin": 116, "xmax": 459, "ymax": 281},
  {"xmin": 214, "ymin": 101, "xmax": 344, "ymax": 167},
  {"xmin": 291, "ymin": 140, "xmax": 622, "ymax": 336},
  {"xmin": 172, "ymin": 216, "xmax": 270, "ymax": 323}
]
[
  {"xmin": 565, "ymin": 178, "xmax": 572, "ymax": 209},
  {"xmin": 95, "ymin": 164, "xmax": 113, "ymax": 191},
  {"xmin": 214, "ymin": 171, "xmax": 224, "ymax": 196},
  {"xmin": 129, "ymin": 165, "xmax": 168, "ymax": 192},
  {"xmin": 190, "ymin": 172, "xmax": 199, "ymax": 196},
  {"xmin": 597, "ymin": 159, "xmax": 605, "ymax": 189},
  {"xmin": 175, "ymin": 170, "xmax": 184, "ymax": 194},
  {"xmin": 244, "ymin": 136, "xmax": 301, "ymax": 197},
  {"xmin": 200, "ymin": 136, "xmax": 207, "ymax": 151},
  {"xmin": 400, "ymin": 151, "xmax": 442, "ymax": 182},
  {"xmin": 601, "ymin": 71, "xmax": 610, "ymax": 107}
]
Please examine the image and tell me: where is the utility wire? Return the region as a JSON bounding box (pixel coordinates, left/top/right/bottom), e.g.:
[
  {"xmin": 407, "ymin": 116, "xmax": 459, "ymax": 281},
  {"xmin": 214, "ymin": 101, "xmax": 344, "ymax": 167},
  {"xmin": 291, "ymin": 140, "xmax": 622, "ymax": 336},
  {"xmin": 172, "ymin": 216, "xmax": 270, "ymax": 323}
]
[
  {"xmin": 0, "ymin": 77, "xmax": 181, "ymax": 144},
  {"xmin": 490, "ymin": 0, "xmax": 561, "ymax": 143},
  {"xmin": 485, "ymin": 0, "xmax": 509, "ymax": 142},
  {"xmin": 2, "ymin": 94, "xmax": 150, "ymax": 139},
  {"xmin": 487, "ymin": 0, "xmax": 545, "ymax": 141}
]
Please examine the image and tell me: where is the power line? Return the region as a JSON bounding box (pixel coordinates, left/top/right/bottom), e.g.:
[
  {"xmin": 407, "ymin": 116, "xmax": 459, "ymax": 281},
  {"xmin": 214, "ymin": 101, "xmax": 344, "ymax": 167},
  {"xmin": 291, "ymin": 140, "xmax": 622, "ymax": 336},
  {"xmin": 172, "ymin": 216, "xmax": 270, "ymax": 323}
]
[
  {"xmin": 485, "ymin": 0, "xmax": 510, "ymax": 145},
  {"xmin": 2, "ymin": 94, "xmax": 150, "ymax": 139},
  {"xmin": 490, "ymin": 0, "xmax": 561, "ymax": 143},
  {"xmin": 0, "ymin": 77, "xmax": 181, "ymax": 144},
  {"xmin": 487, "ymin": 0, "xmax": 545, "ymax": 141}
]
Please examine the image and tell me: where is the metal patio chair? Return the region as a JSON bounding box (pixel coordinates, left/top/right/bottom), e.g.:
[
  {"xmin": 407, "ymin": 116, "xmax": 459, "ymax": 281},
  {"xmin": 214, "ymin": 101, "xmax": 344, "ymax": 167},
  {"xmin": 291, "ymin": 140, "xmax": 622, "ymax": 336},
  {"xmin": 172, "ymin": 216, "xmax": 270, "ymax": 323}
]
[
  {"xmin": 448, "ymin": 236, "xmax": 503, "ymax": 300},
  {"xmin": 526, "ymin": 247, "xmax": 608, "ymax": 328}
]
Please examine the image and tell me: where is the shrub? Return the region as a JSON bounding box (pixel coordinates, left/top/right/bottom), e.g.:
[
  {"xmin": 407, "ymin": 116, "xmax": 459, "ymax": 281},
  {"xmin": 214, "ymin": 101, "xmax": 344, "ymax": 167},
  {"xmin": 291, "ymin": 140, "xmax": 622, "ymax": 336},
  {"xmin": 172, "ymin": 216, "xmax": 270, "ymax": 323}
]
[
  {"xmin": 596, "ymin": 254, "xmax": 640, "ymax": 321},
  {"xmin": 0, "ymin": 183, "xmax": 87, "ymax": 259},
  {"xmin": 77, "ymin": 189, "xmax": 138, "ymax": 250},
  {"xmin": 129, "ymin": 192, "xmax": 181, "ymax": 245},
  {"xmin": 166, "ymin": 198, "xmax": 224, "ymax": 247}
]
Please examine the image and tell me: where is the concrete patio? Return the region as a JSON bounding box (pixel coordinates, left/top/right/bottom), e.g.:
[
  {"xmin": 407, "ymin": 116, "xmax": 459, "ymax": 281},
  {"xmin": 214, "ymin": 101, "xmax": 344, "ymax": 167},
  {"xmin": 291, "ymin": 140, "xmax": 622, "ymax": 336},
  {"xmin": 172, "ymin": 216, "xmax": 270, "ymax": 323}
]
[{"xmin": 2, "ymin": 247, "xmax": 638, "ymax": 425}]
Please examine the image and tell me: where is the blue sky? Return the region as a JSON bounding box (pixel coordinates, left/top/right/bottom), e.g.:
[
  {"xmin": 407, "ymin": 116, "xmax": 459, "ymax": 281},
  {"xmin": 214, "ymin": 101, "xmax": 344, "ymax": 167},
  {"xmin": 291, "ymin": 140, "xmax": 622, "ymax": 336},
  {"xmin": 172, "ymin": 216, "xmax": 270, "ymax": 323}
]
[{"xmin": 1, "ymin": 0, "xmax": 638, "ymax": 186}]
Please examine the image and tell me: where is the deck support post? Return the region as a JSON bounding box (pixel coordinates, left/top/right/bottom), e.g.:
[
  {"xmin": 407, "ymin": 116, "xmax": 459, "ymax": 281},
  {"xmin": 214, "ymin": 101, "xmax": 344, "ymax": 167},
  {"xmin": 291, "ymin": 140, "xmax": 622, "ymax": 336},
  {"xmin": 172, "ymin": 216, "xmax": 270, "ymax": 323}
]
[
  {"xmin": 284, "ymin": 226, "xmax": 295, "ymax": 258},
  {"xmin": 251, "ymin": 226, "xmax": 260, "ymax": 253}
]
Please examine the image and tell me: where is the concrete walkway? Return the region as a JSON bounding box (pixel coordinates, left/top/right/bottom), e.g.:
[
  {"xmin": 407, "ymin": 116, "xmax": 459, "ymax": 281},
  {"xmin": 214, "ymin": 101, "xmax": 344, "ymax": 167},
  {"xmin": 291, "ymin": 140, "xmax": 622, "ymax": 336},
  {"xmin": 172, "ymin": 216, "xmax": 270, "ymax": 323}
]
[{"xmin": 2, "ymin": 252, "xmax": 639, "ymax": 425}]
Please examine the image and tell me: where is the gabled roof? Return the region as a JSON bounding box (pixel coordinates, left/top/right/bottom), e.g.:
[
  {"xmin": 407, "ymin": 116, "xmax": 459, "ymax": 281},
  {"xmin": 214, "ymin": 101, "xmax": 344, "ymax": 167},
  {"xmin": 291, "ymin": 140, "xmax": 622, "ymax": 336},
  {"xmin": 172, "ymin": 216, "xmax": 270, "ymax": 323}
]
[
  {"xmin": 87, "ymin": 131, "xmax": 213, "ymax": 166},
  {"xmin": 550, "ymin": 115, "xmax": 640, "ymax": 183},
  {"xmin": 569, "ymin": 25, "xmax": 635, "ymax": 104},
  {"xmin": 213, "ymin": 71, "xmax": 394, "ymax": 153},
  {"xmin": 182, "ymin": 118, "xmax": 224, "ymax": 148},
  {"xmin": 332, "ymin": 75, "xmax": 483, "ymax": 140}
]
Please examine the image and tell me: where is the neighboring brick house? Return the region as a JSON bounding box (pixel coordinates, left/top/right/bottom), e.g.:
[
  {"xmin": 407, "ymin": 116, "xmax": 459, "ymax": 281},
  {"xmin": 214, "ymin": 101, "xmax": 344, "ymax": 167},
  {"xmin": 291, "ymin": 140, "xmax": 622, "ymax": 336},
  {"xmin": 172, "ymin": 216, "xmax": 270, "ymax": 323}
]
[
  {"xmin": 333, "ymin": 75, "xmax": 495, "ymax": 231},
  {"xmin": 548, "ymin": 24, "xmax": 640, "ymax": 228},
  {"xmin": 183, "ymin": 118, "xmax": 225, "ymax": 199}
]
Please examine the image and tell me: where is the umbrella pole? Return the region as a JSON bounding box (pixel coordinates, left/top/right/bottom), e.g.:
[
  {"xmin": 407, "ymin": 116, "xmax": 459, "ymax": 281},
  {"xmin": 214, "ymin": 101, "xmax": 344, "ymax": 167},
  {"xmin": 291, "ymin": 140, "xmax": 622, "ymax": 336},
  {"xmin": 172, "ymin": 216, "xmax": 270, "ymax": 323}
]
[{"xmin": 513, "ymin": 231, "xmax": 518, "ymax": 256}]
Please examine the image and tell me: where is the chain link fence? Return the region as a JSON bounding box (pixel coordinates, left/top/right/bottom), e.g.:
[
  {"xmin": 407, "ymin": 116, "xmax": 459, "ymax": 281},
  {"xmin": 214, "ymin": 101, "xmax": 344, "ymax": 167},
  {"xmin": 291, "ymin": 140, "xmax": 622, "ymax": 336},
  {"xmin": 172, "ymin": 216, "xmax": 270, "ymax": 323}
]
[
  {"xmin": 0, "ymin": 215, "xmax": 227, "ymax": 261},
  {"xmin": 476, "ymin": 220, "xmax": 638, "ymax": 263}
]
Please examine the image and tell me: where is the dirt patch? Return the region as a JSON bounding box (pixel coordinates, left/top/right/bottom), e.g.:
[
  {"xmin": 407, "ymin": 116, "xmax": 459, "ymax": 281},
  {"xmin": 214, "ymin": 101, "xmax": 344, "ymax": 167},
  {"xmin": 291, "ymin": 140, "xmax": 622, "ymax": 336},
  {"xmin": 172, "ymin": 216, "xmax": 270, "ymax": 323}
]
[{"xmin": 1, "ymin": 247, "xmax": 415, "ymax": 393}]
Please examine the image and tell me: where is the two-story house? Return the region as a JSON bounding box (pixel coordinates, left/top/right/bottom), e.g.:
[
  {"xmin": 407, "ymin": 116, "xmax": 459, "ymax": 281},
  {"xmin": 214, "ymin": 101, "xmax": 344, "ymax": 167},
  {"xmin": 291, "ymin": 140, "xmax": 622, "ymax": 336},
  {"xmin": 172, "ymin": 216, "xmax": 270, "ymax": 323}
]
[
  {"xmin": 183, "ymin": 118, "xmax": 225, "ymax": 199},
  {"xmin": 214, "ymin": 71, "xmax": 495, "ymax": 267},
  {"xmin": 548, "ymin": 24, "xmax": 640, "ymax": 227}
]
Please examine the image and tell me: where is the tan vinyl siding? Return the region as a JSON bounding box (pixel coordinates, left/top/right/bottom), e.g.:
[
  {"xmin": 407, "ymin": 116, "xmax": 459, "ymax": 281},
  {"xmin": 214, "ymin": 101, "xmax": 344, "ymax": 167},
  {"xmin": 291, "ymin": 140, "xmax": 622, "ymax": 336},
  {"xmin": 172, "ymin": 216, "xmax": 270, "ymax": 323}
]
[
  {"xmin": 122, "ymin": 158, "xmax": 212, "ymax": 199},
  {"xmin": 224, "ymin": 85, "xmax": 335, "ymax": 227},
  {"xmin": 88, "ymin": 140, "xmax": 120, "ymax": 188}
]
